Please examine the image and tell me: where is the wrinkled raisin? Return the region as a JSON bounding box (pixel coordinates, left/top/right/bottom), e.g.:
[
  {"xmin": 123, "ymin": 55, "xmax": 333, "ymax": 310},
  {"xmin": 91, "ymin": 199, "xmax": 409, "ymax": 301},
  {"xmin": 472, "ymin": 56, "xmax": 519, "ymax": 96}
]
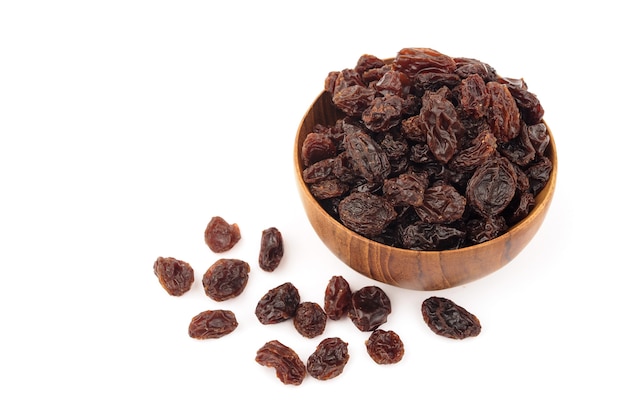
[
  {"xmin": 293, "ymin": 302, "xmax": 327, "ymax": 338},
  {"xmin": 307, "ymin": 337, "xmax": 350, "ymax": 380},
  {"xmin": 153, "ymin": 256, "xmax": 194, "ymax": 296},
  {"xmin": 255, "ymin": 340, "xmax": 306, "ymax": 386},
  {"xmin": 324, "ymin": 275, "xmax": 352, "ymax": 320},
  {"xmin": 255, "ymin": 282, "xmax": 301, "ymax": 324},
  {"xmin": 365, "ymin": 329, "xmax": 405, "ymax": 364},
  {"xmin": 349, "ymin": 286, "xmax": 392, "ymax": 331},
  {"xmin": 338, "ymin": 191, "xmax": 396, "ymax": 238},
  {"xmin": 466, "ymin": 157, "xmax": 517, "ymax": 217},
  {"xmin": 202, "ymin": 258, "xmax": 250, "ymax": 301},
  {"xmin": 188, "ymin": 309, "xmax": 238, "ymax": 339},
  {"xmin": 258, "ymin": 227, "xmax": 284, "ymax": 272},
  {"xmin": 421, "ymin": 296, "xmax": 481, "ymax": 339},
  {"xmin": 204, "ymin": 216, "xmax": 241, "ymax": 253}
]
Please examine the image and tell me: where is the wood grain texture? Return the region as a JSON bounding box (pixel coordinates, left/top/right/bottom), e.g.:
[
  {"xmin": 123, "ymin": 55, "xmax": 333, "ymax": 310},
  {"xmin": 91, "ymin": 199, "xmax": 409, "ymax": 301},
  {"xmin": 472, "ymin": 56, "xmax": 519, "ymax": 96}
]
[{"xmin": 294, "ymin": 90, "xmax": 557, "ymax": 291}]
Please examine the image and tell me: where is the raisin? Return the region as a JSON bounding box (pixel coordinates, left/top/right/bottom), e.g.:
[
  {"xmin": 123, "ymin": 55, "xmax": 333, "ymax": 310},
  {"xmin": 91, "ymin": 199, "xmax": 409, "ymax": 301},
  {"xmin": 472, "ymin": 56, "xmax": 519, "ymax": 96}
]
[
  {"xmin": 344, "ymin": 129, "xmax": 391, "ymax": 184},
  {"xmin": 188, "ymin": 309, "xmax": 238, "ymax": 339},
  {"xmin": 306, "ymin": 337, "xmax": 350, "ymax": 380},
  {"xmin": 466, "ymin": 157, "xmax": 517, "ymax": 217},
  {"xmin": 255, "ymin": 340, "xmax": 306, "ymax": 386},
  {"xmin": 301, "ymin": 132, "xmax": 337, "ymax": 167},
  {"xmin": 399, "ymin": 221, "xmax": 466, "ymax": 251},
  {"xmin": 309, "ymin": 179, "xmax": 349, "ymax": 200},
  {"xmin": 323, "ymin": 275, "xmax": 352, "ymax": 320},
  {"xmin": 361, "ymin": 95, "xmax": 404, "ymax": 132},
  {"xmin": 418, "ymin": 89, "xmax": 464, "ymax": 164},
  {"xmin": 365, "ymin": 329, "xmax": 405, "ymax": 364},
  {"xmin": 293, "ymin": 302, "xmax": 327, "ymax": 338},
  {"xmin": 392, "ymin": 47, "xmax": 457, "ymax": 81},
  {"xmin": 421, "ymin": 296, "xmax": 481, "ymax": 339},
  {"xmin": 466, "ymin": 215, "xmax": 507, "ymax": 245},
  {"xmin": 349, "ymin": 286, "xmax": 392, "ymax": 332},
  {"xmin": 258, "ymin": 227, "xmax": 284, "ymax": 272},
  {"xmin": 204, "ymin": 216, "xmax": 241, "ymax": 253},
  {"xmin": 414, "ymin": 184, "xmax": 467, "ymax": 224},
  {"xmin": 338, "ymin": 191, "xmax": 397, "ymax": 238},
  {"xmin": 486, "ymin": 81, "xmax": 521, "ymax": 142},
  {"xmin": 457, "ymin": 73, "xmax": 489, "ymax": 118},
  {"xmin": 153, "ymin": 256, "xmax": 194, "ymax": 296},
  {"xmin": 202, "ymin": 258, "xmax": 250, "ymax": 301},
  {"xmin": 449, "ymin": 130, "xmax": 497, "ymax": 173},
  {"xmin": 383, "ymin": 171, "xmax": 429, "ymax": 208},
  {"xmin": 255, "ymin": 282, "xmax": 301, "ymax": 325}
]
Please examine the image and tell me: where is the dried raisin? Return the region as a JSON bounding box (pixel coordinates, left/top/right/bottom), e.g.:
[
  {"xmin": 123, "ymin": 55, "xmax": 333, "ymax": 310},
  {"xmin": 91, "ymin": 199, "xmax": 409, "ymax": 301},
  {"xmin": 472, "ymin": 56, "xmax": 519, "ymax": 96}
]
[
  {"xmin": 307, "ymin": 337, "xmax": 350, "ymax": 380},
  {"xmin": 153, "ymin": 256, "xmax": 194, "ymax": 296},
  {"xmin": 202, "ymin": 258, "xmax": 250, "ymax": 301},
  {"xmin": 204, "ymin": 216, "xmax": 240, "ymax": 253},
  {"xmin": 255, "ymin": 340, "xmax": 306, "ymax": 386},
  {"xmin": 293, "ymin": 302, "xmax": 327, "ymax": 338},
  {"xmin": 323, "ymin": 275, "xmax": 352, "ymax": 320},
  {"xmin": 421, "ymin": 296, "xmax": 481, "ymax": 339},
  {"xmin": 258, "ymin": 227, "xmax": 284, "ymax": 272},
  {"xmin": 255, "ymin": 282, "xmax": 301, "ymax": 324},
  {"xmin": 188, "ymin": 309, "xmax": 238, "ymax": 339},
  {"xmin": 349, "ymin": 286, "xmax": 392, "ymax": 332},
  {"xmin": 365, "ymin": 329, "xmax": 405, "ymax": 364}
]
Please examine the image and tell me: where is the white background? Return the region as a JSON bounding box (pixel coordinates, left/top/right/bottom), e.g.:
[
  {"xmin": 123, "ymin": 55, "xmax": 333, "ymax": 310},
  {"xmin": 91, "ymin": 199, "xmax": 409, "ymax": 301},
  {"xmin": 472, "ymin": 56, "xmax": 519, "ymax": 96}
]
[{"xmin": 1, "ymin": 1, "xmax": 624, "ymax": 415}]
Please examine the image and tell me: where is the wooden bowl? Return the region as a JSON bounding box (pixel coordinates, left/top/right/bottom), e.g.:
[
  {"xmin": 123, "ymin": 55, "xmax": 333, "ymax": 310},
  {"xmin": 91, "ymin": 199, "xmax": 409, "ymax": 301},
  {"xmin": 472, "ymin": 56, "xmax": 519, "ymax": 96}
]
[{"xmin": 294, "ymin": 91, "xmax": 558, "ymax": 291}]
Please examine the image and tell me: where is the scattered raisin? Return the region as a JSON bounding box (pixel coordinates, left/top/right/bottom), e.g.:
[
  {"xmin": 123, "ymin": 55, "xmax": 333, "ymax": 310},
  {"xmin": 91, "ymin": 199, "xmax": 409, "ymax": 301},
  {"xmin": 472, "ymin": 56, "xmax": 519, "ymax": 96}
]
[
  {"xmin": 293, "ymin": 302, "xmax": 327, "ymax": 338},
  {"xmin": 255, "ymin": 282, "xmax": 301, "ymax": 324},
  {"xmin": 188, "ymin": 309, "xmax": 238, "ymax": 339},
  {"xmin": 258, "ymin": 227, "xmax": 284, "ymax": 272},
  {"xmin": 324, "ymin": 275, "xmax": 352, "ymax": 320},
  {"xmin": 349, "ymin": 286, "xmax": 392, "ymax": 332},
  {"xmin": 255, "ymin": 340, "xmax": 307, "ymax": 386},
  {"xmin": 365, "ymin": 329, "xmax": 405, "ymax": 364},
  {"xmin": 204, "ymin": 216, "xmax": 241, "ymax": 253},
  {"xmin": 421, "ymin": 296, "xmax": 481, "ymax": 339},
  {"xmin": 202, "ymin": 258, "xmax": 250, "ymax": 301},
  {"xmin": 153, "ymin": 256, "xmax": 194, "ymax": 296},
  {"xmin": 307, "ymin": 337, "xmax": 350, "ymax": 380}
]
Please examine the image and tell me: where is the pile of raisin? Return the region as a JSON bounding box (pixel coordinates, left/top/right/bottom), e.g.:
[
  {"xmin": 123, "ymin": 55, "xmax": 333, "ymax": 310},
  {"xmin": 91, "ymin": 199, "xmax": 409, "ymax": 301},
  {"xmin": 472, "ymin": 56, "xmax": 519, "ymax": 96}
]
[{"xmin": 301, "ymin": 47, "xmax": 552, "ymax": 250}]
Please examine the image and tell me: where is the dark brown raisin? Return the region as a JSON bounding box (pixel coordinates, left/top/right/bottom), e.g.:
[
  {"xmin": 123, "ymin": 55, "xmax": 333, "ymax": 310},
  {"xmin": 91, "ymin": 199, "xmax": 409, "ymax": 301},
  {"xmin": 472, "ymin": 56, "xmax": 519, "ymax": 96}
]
[
  {"xmin": 258, "ymin": 227, "xmax": 284, "ymax": 272},
  {"xmin": 399, "ymin": 221, "xmax": 466, "ymax": 251},
  {"xmin": 466, "ymin": 157, "xmax": 517, "ymax": 217},
  {"xmin": 255, "ymin": 282, "xmax": 301, "ymax": 325},
  {"xmin": 486, "ymin": 81, "xmax": 521, "ymax": 142},
  {"xmin": 204, "ymin": 216, "xmax": 241, "ymax": 253},
  {"xmin": 344, "ymin": 129, "xmax": 391, "ymax": 184},
  {"xmin": 255, "ymin": 340, "xmax": 306, "ymax": 386},
  {"xmin": 414, "ymin": 184, "xmax": 467, "ymax": 224},
  {"xmin": 153, "ymin": 256, "xmax": 194, "ymax": 296},
  {"xmin": 365, "ymin": 329, "xmax": 405, "ymax": 364},
  {"xmin": 383, "ymin": 171, "xmax": 429, "ymax": 208},
  {"xmin": 293, "ymin": 302, "xmax": 327, "ymax": 338},
  {"xmin": 418, "ymin": 89, "xmax": 464, "ymax": 164},
  {"xmin": 324, "ymin": 275, "xmax": 352, "ymax": 320},
  {"xmin": 202, "ymin": 258, "xmax": 250, "ymax": 301},
  {"xmin": 421, "ymin": 296, "xmax": 481, "ymax": 339},
  {"xmin": 301, "ymin": 132, "xmax": 337, "ymax": 167},
  {"xmin": 188, "ymin": 309, "xmax": 238, "ymax": 339},
  {"xmin": 338, "ymin": 191, "xmax": 397, "ymax": 238},
  {"xmin": 349, "ymin": 286, "xmax": 392, "ymax": 332},
  {"xmin": 307, "ymin": 337, "xmax": 350, "ymax": 380}
]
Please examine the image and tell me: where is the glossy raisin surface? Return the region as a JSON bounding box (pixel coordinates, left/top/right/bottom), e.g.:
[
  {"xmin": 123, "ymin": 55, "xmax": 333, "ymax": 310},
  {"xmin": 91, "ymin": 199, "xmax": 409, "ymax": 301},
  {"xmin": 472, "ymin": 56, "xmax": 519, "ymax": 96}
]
[
  {"xmin": 349, "ymin": 286, "xmax": 392, "ymax": 332},
  {"xmin": 324, "ymin": 275, "xmax": 352, "ymax": 320},
  {"xmin": 293, "ymin": 302, "xmax": 327, "ymax": 338},
  {"xmin": 365, "ymin": 329, "xmax": 405, "ymax": 364},
  {"xmin": 258, "ymin": 227, "xmax": 284, "ymax": 272},
  {"xmin": 204, "ymin": 216, "xmax": 241, "ymax": 253},
  {"xmin": 255, "ymin": 340, "xmax": 306, "ymax": 386},
  {"xmin": 307, "ymin": 337, "xmax": 350, "ymax": 380},
  {"xmin": 202, "ymin": 258, "xmax": 250, "ymax": 301},
  {"xmin": 188, "ymin": 309, "xmax": 238, "ymax": 339},
  {"xmin": 421, "ymin": 296, "xmax": 481, "ymax": 339},
  {"xmin": 255, "ymin": 282, "xmax": 301, "ymax": 324},
  {"xmin": 153, "ymin": 256, "xmax": 194, "ymax": 296}
]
